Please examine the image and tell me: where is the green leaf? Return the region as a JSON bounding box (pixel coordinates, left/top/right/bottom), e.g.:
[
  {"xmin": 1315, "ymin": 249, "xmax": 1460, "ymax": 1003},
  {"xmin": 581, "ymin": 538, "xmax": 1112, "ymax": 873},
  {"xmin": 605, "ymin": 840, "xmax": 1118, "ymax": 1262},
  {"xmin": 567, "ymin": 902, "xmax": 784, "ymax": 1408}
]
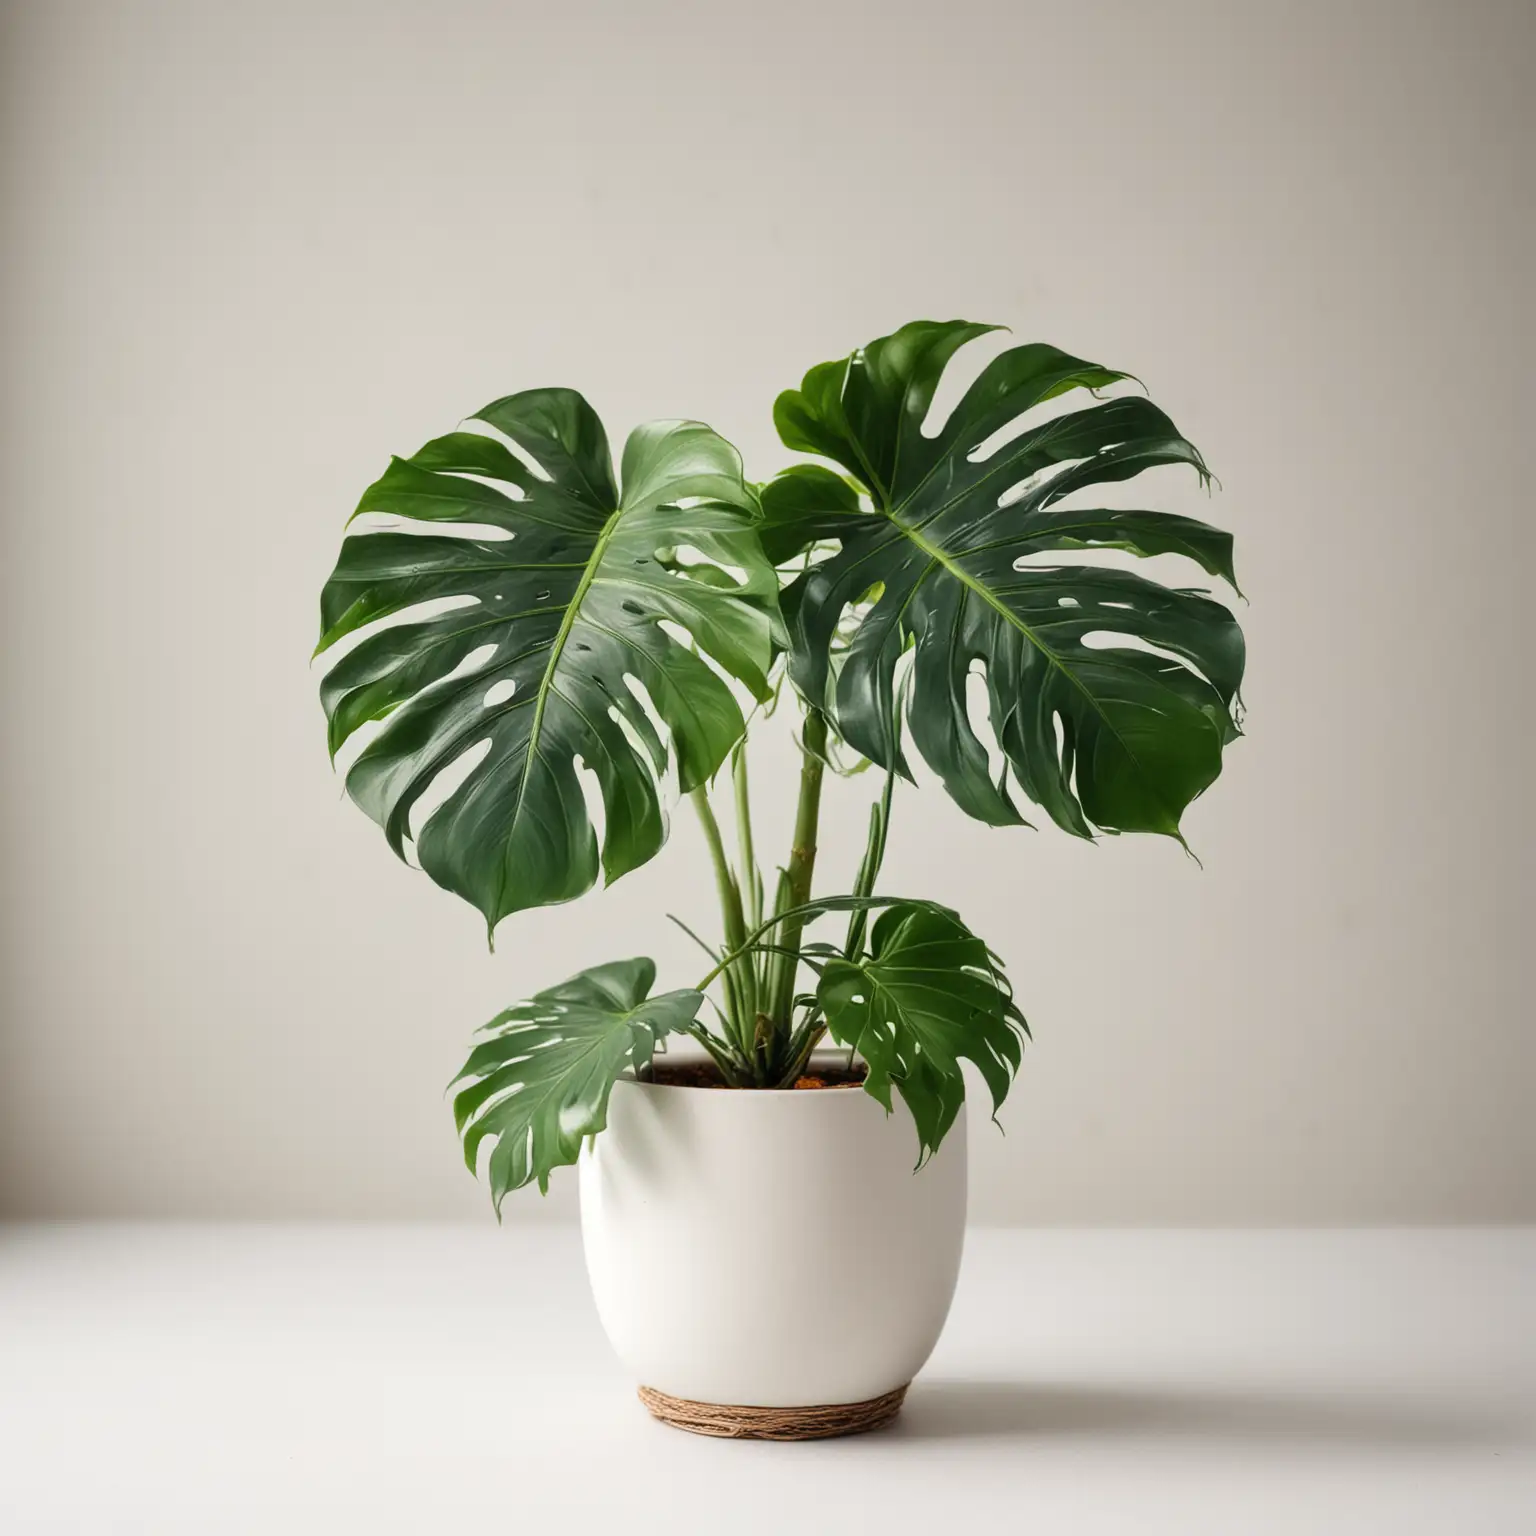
[
  {"xmin": 316, "ymin": 390, "xmax": 780, "ymax": 937},
  {"xmin": 816, "ymin": 903, "xmax": 1027, "ymax": 1163},
  {"xmin": 450, "ymin": 957, "xmax": 701, "ymax": 1208},
  {"xmin": 768, "ymin": 322, "xmax": 1245, "ymax": 841},
  {"xmin": 757, "ymin": 464, "xmax": 866, "ymax": 566}
]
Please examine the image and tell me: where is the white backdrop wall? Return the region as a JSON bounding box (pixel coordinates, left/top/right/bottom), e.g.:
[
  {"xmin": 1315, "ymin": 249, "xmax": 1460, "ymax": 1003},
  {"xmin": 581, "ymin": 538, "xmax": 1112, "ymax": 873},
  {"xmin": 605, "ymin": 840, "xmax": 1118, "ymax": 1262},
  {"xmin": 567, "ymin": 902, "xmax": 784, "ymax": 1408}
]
[{"xmin": 1, "ymin": 0, "xmax": 1531, "ymax": 1222}]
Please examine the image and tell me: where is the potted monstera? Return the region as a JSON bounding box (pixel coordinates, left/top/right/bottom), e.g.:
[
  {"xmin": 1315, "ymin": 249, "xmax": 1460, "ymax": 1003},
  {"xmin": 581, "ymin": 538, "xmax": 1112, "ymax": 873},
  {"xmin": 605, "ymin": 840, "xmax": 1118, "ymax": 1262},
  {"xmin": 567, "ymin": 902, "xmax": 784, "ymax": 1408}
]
[{"xmin": 315, "ymin": 321, "xmax": 1245, "ymax": 1438}]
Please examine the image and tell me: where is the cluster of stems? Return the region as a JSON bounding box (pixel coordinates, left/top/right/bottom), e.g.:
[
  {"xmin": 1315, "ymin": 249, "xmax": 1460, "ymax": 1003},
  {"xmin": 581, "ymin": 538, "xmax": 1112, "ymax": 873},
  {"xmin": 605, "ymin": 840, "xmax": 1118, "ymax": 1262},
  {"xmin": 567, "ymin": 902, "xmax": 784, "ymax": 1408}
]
[{"xmin": 683, "ymin": 703, "xmax": 893, "ymax": 1088}]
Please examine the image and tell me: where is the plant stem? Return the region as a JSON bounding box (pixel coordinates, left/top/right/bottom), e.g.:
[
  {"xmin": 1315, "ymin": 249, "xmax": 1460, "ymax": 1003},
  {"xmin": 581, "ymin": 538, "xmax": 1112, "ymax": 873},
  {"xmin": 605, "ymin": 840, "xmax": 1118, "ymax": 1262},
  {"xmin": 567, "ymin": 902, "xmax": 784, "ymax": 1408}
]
[
  {"xmin": 696, "ymin": 896, "xmax": 907, "ymax": 993},
  {"xmin": 684, "ymin": 1022, "xmax": 751, "ymax": 1086},
  {"xmin": 843, "ymin": 768, "xmax": 895, "ymax": 958},
  {"xmin": 775, "ymin": 1011, "xmax": 827, "ymax": 1087},
  {"xmin": 690, "ymin": 786, "xmax": 755, "ymax": 1058},
  {"xmin": 730, "ymin": 743, "xmax": 775, "ymax": 1076},
  {"xmin": 731, "ymin": 742, "xmax": 763, "ymax": 953},
  {"xmin": 765, "ymin": 705, "xmax": 829, "ymax": 1027}
]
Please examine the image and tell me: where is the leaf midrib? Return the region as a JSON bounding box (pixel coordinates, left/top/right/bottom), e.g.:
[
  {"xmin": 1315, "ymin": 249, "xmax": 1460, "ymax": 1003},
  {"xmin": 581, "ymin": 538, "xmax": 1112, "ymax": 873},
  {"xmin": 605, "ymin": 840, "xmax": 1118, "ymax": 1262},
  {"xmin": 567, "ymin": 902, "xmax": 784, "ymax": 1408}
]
[
  {"xmin": 495, "ymin": 505, "xmax": 625, "ymax": 915},
  {"xmin": 481, "ymin": 1013, "xmax": 642, "ymax": 1197},
  {"xmin": 831, "ymin": 374, "xmax": 1161, "ymax": 767},
  {"xmin": 883, "ymin": 517, "xmax": 1102, "ymax": 707},
  {"xmin": 874, "ymin": 511, "xmax": 1168, "ymax": 817},
  {"xmin": 476, "ymin": 998, "xmax": 686, "ymax": 1187}
]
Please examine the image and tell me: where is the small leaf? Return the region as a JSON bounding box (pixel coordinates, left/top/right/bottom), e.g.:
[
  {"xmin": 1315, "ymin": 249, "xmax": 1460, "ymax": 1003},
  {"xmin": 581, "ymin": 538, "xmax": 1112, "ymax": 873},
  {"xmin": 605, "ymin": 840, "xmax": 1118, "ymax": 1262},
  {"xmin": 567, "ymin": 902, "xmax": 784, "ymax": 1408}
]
[
  {"xmin": 757, "ymin": 464, "xmax": 865, "ymax": 565},
  {"xmin": 450, "ymin": 957, "xmax": 701, "ymax": 1209},
  {"xmin": 816, "ymin": 904, "xmax": 1027, "ymax": 1163}
]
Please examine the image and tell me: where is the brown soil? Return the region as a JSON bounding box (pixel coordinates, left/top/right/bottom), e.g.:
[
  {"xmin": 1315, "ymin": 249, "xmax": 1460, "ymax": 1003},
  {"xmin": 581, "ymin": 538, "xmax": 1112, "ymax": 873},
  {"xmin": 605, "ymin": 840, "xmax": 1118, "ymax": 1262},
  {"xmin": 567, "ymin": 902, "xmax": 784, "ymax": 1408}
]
[{"xmin": 647, "ymin": 1060, "xmax": 867, "ymax": 1090}]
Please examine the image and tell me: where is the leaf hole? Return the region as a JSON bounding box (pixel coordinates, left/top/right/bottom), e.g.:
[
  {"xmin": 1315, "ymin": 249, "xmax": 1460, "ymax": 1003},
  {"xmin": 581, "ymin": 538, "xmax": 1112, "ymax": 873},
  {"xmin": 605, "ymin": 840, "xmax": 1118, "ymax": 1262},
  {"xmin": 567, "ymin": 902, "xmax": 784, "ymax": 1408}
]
[
  {"xmin": 434, "ymin": 467, "xmax": 530, "ymax": 504},
  {"xmin": 672, "ymin": 544, "xmax": 748, "ymax": 587},
  {"xmin": 655, "ymin": 618, "xmax": 758, "ymax": 718},
  {"xmin": 346, "ymin": 512, "xmax": 515, "ymax": 543},
  {"xmin": 473, "ymin": 1081, "xmax": 527, "ymax": 1119},
  {"xmin": 405, "ymin": 735, "xmax": 494, "ymax": 847},
  {"xmin": 964, "ymin": 658, "xmax": 1011, "ymax": 793},
  {"xmin": 1080, "ymin": 630, "xmax": 1212, "ymax": 688},
  {"xmin": 913, "ymin": 329, "xmax": 1013, "ymax": 439},
  {"xmin": 317, "ymin": 594, "xmax": 481, "ymax": 673},
  {"xmin": 1051, "ymin": 710, "xmax": 1069, "ymax": 769},
  {"xmin": 995, "ymin": 459, "xmax": 1080, "ymax": 506},
  {"xmin": 464, "ymin": 419, "xmax": 555, "ymax": 484},
  {"xmin": 612, "ymin": 673, "xmax": 676, "ymax": 786}
]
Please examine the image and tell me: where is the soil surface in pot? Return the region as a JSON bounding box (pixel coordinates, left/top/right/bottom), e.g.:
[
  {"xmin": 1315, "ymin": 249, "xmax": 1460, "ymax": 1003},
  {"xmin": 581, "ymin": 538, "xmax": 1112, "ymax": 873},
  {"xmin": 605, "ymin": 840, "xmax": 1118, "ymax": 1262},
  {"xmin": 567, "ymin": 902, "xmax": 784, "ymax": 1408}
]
[{"xmin": 647, "ymin": 1061, "xmax": 868, "ymax": 1090}]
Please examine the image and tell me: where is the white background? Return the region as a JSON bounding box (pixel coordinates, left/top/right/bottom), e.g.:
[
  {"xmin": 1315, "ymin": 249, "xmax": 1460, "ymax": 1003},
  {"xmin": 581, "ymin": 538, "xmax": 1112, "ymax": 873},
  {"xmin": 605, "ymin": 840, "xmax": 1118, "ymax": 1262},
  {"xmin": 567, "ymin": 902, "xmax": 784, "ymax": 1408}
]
[{"xmin": 1, "ymin": 0, "xmax": 1530, "ymax": 1223}]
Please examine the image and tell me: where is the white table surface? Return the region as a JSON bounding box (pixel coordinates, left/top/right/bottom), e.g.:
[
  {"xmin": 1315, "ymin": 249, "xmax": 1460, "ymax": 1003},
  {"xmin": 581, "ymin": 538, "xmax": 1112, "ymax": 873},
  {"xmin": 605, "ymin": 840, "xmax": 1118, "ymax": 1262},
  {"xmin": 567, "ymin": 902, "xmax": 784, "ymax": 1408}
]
[{"xmin": 1, "ymin": 1225, "xmax": 1531, "ymax": 1533}]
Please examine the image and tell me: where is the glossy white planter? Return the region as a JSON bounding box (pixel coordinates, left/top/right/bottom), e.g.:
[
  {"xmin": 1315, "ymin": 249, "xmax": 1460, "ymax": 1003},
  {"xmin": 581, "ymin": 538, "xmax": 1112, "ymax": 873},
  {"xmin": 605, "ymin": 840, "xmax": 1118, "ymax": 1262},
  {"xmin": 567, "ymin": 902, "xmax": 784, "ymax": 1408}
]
[{"xmin": 578, "ymin": 1067, "xmax": 966, "ymax": 1416}]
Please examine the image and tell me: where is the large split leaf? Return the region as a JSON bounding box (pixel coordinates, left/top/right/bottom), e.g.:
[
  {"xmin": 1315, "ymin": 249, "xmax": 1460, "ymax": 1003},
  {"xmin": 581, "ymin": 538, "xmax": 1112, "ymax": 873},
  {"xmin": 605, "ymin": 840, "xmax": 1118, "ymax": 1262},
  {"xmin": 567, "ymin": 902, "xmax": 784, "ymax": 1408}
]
[
  {"xmin": 317, "ymin": 390, "xmax": 779, "ymax": 937},
  {"xmin": 816, "ymin": 902, "xmax": 1027, "ymax": 1162},
  {"xmin": 451, "ymin": 957, "xmax": 701, "ymax": 1207},
  {"xmin": 765, "ymin": 322, "xmax": 1245, "ymax": 840}
]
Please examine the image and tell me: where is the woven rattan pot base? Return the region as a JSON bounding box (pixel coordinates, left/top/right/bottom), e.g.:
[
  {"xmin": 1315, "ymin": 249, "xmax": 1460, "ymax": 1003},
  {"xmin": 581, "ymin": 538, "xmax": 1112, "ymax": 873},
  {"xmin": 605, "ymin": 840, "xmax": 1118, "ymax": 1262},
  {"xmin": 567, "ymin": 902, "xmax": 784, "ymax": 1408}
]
[{"xmin": 636, "ymin": 1382, "xmax": 908, "ymax": 1440}]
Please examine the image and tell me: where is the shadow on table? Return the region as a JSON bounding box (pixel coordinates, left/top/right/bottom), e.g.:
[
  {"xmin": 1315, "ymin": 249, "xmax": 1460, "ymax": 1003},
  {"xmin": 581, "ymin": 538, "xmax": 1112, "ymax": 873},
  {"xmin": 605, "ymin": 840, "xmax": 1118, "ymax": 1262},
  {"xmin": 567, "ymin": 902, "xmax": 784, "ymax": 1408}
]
[{"xmin": 894, "ymin": 1379, "xmax": 1526, "ymax": 1450}]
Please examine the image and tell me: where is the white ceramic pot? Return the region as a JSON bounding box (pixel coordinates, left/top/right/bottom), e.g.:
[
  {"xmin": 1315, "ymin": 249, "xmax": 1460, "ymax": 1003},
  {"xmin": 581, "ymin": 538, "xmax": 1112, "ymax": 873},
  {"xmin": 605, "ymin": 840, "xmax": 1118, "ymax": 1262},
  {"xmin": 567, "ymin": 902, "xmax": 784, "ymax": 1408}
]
[{"xmin": 578, "ymin": 1064, "xmax": 966, "ymax": 1425}]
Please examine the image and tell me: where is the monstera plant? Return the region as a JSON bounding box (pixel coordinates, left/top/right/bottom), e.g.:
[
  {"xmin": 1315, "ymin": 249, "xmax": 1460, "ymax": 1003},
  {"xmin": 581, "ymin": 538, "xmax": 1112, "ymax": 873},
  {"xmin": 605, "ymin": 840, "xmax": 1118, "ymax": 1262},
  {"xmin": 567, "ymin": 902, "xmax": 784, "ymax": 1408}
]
[{"xmin": 316, "ymin": 321, "xmax": 1245, "ymax": 1213}]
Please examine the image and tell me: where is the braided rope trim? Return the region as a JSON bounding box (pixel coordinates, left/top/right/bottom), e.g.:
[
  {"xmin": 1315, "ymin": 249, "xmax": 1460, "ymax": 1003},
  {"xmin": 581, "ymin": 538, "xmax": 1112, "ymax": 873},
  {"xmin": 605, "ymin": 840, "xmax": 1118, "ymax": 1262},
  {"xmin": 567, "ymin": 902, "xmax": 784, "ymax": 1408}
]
[{"xmin": 637, "ymin": 1382, "xmax": 908, "ymax": 1440}]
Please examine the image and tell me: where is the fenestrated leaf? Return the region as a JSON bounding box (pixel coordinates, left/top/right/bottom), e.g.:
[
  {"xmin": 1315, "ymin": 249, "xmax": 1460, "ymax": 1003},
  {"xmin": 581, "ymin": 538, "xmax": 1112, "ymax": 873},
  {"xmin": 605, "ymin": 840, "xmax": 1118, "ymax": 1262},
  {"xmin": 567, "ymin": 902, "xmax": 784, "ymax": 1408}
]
[
  {"xmin": 767, "ymin": 322, "xmax": 1245, "ymax": 841},
  {"xmin": 316, "ymin": 390, "xmax": 780, "ymax": 937},
  {"xmin": 816, "ymin": 903, "xmax": 1027, "ymax": 1163},
  {"xmin": 451, "ymin": 957, "xmax": 701, "ymax": 1208}
]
